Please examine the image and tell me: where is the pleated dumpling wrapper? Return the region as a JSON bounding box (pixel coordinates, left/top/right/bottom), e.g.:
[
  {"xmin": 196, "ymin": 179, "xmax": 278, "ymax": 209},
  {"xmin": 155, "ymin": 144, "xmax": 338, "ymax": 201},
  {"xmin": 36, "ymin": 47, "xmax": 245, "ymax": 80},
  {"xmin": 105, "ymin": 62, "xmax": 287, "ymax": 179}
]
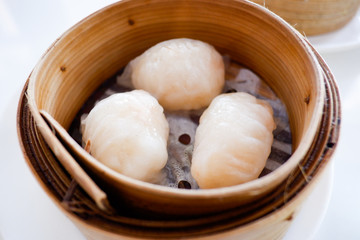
[
  {"xmin": 130, "ymin": 38, "xmax": 225, "ymax": 111},
  {"xmin": 81, "ymin": 90, "xmax": 169, "ymax": 183},
  {"xmin": 191, "ymin": 92, "xmax": 276, "ymax": 189}
]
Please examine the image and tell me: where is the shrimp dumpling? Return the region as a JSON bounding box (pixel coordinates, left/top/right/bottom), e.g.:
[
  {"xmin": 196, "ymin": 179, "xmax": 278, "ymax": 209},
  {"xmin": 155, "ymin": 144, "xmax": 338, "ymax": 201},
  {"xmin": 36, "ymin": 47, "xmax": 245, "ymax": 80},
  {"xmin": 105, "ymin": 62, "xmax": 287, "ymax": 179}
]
[
  {"xmin": 191, "ymin": 92, "xmax": 276, "ymax": 189},
  {"xmin": 81, "ymin": 90, "xmax": 169, "ymax": 183},
  {"xmin": 130, "ymin": 38, "xmax": 225, "ymax": 111}
]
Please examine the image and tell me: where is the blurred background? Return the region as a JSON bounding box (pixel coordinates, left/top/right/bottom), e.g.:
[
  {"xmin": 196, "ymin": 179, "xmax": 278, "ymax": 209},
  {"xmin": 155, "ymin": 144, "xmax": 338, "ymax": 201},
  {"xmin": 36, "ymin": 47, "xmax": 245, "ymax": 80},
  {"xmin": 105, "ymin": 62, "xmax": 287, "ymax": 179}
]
[{"xmin": 1, "ymin": 0, "xmax": 360, "ymax": 239}]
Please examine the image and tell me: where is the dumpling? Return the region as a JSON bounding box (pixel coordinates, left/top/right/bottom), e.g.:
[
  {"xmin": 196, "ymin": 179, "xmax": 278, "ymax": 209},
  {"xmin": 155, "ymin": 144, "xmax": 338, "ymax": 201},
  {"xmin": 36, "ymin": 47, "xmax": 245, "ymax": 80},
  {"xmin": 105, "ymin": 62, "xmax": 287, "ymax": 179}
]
[
  {"xmin": 129, "ymin": 38, "xmax": 225, "ymax": 111},
  {"xmin": 81, "ymin": 90, "xmax": 169, "ymax": 183},
  {"xmin": 191, "ymin": 92, "xmax": 276, "ymax": 189}
]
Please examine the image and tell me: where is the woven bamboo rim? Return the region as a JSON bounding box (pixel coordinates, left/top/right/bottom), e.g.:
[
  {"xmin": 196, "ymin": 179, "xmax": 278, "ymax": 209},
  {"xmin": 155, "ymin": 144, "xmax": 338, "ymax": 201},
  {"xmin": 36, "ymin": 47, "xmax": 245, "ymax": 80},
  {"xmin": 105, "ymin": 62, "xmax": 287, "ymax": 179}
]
[
  {"xmin": 251, "ymin": 0, "xmax": 360, "ymax": 35},
  {"xmin": 17, "ymin": 49, "xmax": 340, "ymax": 238}
]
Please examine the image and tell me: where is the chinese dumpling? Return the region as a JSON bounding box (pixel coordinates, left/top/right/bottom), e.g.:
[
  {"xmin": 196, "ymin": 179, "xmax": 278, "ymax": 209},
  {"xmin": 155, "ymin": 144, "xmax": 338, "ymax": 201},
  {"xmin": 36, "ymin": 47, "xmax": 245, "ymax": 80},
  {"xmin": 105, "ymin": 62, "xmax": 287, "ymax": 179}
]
[
  {"xmin": 81, "ymin": 90, "xmax": 169, "ymax": 183},
  {"xmin": 129, "ymin": 38, "xmax": 225, "ymax": 111},
  {"xmin": 191, "ymin": 92, "xmax": 276, "ymax": 189}
]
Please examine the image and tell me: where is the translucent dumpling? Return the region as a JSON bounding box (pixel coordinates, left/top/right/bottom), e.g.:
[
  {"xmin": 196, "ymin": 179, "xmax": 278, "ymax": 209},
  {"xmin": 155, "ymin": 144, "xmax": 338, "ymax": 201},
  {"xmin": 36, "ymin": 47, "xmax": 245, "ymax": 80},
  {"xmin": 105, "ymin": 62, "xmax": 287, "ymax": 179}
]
[
  {"xmin": 191, "ymin": 92, "xmax": 276, "ymax": 189},
  {"xmin": 130, "ymin": 38, "xmax": 225, "ymax": 111},
  {"xmin": 81, "ymin": 90, "xmax": 169, "ymax": 183}
]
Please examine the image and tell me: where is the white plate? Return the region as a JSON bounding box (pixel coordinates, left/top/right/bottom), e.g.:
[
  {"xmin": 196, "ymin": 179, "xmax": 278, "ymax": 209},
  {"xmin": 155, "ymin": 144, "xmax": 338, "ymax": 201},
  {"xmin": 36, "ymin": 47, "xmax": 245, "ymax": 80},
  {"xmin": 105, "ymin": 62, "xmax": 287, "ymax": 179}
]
[{"xmin": 308, "ymin": 8, "xmax": 360, "ymax": 53}]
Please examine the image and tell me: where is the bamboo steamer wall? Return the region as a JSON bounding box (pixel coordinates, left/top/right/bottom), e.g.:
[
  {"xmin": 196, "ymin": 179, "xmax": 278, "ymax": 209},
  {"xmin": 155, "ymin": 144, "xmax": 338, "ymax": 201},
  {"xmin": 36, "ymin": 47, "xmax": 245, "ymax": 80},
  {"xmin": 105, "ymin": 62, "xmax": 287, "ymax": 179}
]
[
  {"xmin": 251, "ymin": 0, "xmax": 360, "ymax": 35},
  {"xmin": 17, "ymin": 0, "xmax": 341, "ymax": 239}
]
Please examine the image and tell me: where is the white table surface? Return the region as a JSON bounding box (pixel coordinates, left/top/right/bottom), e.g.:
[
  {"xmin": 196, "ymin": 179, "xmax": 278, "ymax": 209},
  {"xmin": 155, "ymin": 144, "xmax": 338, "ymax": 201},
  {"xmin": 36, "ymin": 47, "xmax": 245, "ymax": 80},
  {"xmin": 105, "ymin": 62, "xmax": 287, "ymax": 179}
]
[{"xmin": 1, "ymin": 1, "xmax": 359, "ymax": 239}]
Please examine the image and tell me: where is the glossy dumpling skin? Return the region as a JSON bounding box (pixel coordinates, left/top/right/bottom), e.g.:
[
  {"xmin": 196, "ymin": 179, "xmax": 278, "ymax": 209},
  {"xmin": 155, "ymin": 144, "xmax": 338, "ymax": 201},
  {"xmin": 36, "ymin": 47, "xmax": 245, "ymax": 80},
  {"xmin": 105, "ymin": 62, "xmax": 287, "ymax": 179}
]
[
  {"xmin": 81, "ymin": 90, "xmax": 169, "ymax": 183},
  {"xmin": 130, "ymin": 38, "xmax": 225, "ymax": 111},
  {"xmin": 191, "ymin": 92, "xmax": 276, "ymax": 189}
]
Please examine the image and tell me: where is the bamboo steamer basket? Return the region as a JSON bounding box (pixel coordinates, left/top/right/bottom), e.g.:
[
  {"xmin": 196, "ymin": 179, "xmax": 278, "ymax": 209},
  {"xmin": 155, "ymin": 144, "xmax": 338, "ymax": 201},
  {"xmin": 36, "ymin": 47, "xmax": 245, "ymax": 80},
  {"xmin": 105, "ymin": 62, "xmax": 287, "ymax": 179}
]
[
  {"xmin": 23, "ymin": 0, "xmax": 325, "ymax": 217},
  {"xmin": 17, "ymin": 0, "xmax": 340, "ymax": 239},
  {"xmin": 251, "ymin": 0, "xmax": 360, "ymax": 35}
]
